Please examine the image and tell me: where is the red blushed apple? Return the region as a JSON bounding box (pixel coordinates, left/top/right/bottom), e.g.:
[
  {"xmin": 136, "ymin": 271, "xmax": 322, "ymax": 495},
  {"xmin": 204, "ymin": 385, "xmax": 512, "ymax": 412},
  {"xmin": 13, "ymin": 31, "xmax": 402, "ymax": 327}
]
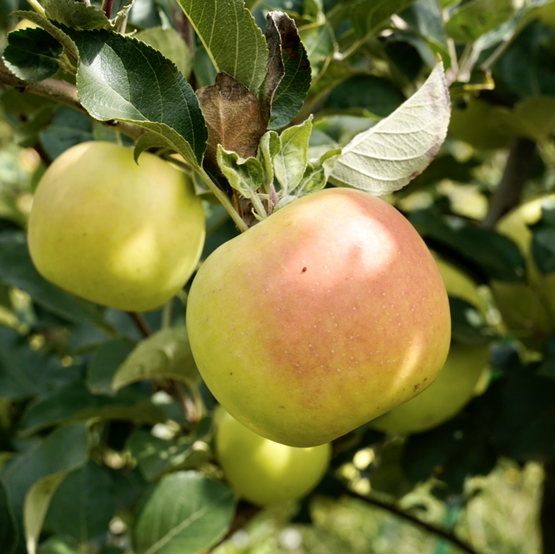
[{"xmin": 186, "ymin": 188, "xmax": 451, "ymax": 447}]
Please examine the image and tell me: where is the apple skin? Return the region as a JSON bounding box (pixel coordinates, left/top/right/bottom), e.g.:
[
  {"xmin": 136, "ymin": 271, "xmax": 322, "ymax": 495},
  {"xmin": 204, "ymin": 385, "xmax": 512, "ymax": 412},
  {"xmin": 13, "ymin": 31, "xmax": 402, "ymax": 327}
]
[
  {"xmin": 215, "ymin": 408, "xmax": 331, "ymax": 506},
  {"xmin": 186, "ymin": 188, "xmax": 451, "ymax": 447},
  {"xmin": 371, "ymin": 258, "xmax": 489, "ymax": 434},
  {"xmin": 490, "ymin": 194, "xmax": 555, "ymax": 343},
  {"xmin": 28, "ymin": 141, "xmax": 205, "ymax": 312}
]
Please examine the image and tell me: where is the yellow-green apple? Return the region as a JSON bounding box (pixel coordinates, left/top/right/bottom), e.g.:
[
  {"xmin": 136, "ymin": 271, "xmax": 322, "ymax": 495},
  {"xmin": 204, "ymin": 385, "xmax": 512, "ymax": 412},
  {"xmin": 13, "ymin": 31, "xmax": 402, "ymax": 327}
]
[
  {"xmin": 28, "ymin": 141, "xmax": 205, "ymax": 312},
  {"xmin": 490, "ymin": 194, "xmax": 555, "ymax": 342},
  {"xmin": 215, "ymin": 408, "xmax": 330, "ymax": 506},
  {"xmin": 372, "ymin": 258, "xmax": 490, "ymax": 434},
  {"xmin": 186, "ymin": 188, "xmax": 451, "ymax": 447}
]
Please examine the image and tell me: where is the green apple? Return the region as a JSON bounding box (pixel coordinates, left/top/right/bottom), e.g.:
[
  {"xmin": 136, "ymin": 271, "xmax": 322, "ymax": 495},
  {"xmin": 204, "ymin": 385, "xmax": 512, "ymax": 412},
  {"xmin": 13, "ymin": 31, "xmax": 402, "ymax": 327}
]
[
  {"xmin": 372, "ymin": 258, "xmax": 489, "ymax": 434},
  {"xmin": 215, "ymin": 408, "xmax": 330, "ymax": 506},
  {"xmin": 186, "ymin": 188, "xmax": 451, "ymax": 447},
  {"xmin": 28, "ymin": 141, "xmax": 205, "ymax": 312},
  {"xmin": 490, "ymin": 194, "xmax": 555, "ymax": 342}
]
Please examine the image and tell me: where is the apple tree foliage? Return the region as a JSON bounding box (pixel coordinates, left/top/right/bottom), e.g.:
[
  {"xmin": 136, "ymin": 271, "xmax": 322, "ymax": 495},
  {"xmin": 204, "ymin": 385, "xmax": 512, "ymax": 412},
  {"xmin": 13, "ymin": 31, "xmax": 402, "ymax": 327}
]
[{"xmin": 0, "ymin": 0, "xmax": 554, "ymax": 553}]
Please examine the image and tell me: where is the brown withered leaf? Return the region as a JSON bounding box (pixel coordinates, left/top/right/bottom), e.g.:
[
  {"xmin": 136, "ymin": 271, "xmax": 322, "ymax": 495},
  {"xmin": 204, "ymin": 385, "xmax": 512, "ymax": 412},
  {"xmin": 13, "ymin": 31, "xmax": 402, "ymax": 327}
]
[{"xmin": 196, "ymin": 72, "xmax": 267, "ymax": 169}]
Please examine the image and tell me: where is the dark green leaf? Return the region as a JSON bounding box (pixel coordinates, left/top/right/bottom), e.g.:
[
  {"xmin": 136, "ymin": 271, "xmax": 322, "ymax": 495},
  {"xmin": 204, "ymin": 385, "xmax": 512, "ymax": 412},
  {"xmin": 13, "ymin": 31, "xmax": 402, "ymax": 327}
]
[
  {"xmin": 176, "ymin": 0, "xmax": 268, "ymax": 95},
  {"xmin": 88, "ymin": 339, "xmax": 136, "ymax": 395},
  {"xmin": 0, "ymin": 326, "xmax": 74, "ymax": 400},
  {"xmin": 127, "ymin": 429, "xmax": 194, "ymax": 481},
  {"xmin": 132, "ymin": 471, "xmax": 235, "ymax": 554},
  {"xmin": 0, "ymin": 423, "xmax": 89, "ymax": 522},
  {"xmin": 3, "ymin": 28, "xmax": 63, "ymax": 82},
  {"xmin": 43, "ymin": 0, "xmax": 110, "ymax": 30},
  {"xmin": 0, "ymin": 231, "xmax": 107, "ymax": 327},
  {"xmin": 46, "ymin": 461, "xmax": 116, "ymax": 542},
  {"xmin": 69, "ymin": 29, "xmax": 207, "ymax": 166},
  {"xmin": 449, "ymin": 297, "xmax": 494, "ymax": 345},
  {"xmin": 351, "ymin": 0, "xmax": 418, "ymax": 38},
  {"xmin": 531, "ymin": 207, "xmax": 555, "ymax": 274},
  {"xmin": 265, "ymin": 12, "xmax": 312, "ymax": 130},
  {"xmin": 18, "ymin": 381, "xmax": 166, "ymax": 434},
  {"xmin": 0, "ymin": 481, "xmax": 18, "ymax": 554}
]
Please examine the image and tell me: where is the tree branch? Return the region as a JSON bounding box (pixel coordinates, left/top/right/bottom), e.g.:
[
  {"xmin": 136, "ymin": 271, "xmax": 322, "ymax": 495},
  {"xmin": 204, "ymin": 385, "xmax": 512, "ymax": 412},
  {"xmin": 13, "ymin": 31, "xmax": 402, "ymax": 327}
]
[
  {"xmin": 480, "ymin": 137, "xmax": 537, "ymax": 229},
  {"xmin": 343, "ymin": 489, "xmax": 482, "ymax": 554},
  {"xmin": 0, "ymin": 60, "xmax": 145, "ymax": 141}
]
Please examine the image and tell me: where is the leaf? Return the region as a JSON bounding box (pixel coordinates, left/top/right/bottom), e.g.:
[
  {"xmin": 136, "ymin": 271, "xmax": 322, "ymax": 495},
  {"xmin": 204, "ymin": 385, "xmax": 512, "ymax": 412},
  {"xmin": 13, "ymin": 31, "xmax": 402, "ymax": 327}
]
[
  {"xmin": 112, "ymin": 328, "xmax": 199, "ymax": 391},
  {"xmin": 132, "ymin": 471, "xmax": 235, "ymax": 554},
  {"xmin": 176, "ymin": 0, "xmax": 268, "ymax": 95},
  {"xmin": 0, "ymin": 481, "xmax": 18, "ymax": 554},
  {"xmin": 196, "ymin": 72, "xmax": 267, "ymax": 169},
  {"xmin": 0, "ymin": 423, "xmax": 89, "ymax": 522},
  {"xmin": 127, "ymin": 430, "xmax": 194, "ymax": 481},
  {"xmin": 0, "ymin": 326, "xmax": 75, "ymax": 401},
  {"xmin": 46, "ymin": 462, "xmax": 116, "ymax": 542},
  {"xmin": 69, "ymin": 29, "xmax": 207, "ymax": 167},
  {"xmin": 43, "ymin": 0, "xmax": 111, "ymax": 30},
  {"xmin": 257, "ymin": 130, "xmax": 281, "ymax": 186},
  {"xmin": 135, "ymin": 27, "xmax": 193, "ymax": 79},
  {"xmin": 217, "ymin": 146, "xmax": 265, "ymax": 200},
  {"xmin": 18, "ymin": 381, "xmax": 166, "ymax": 434},
  {"xmin": 2, "ymin": 28, "xmax": 63, "ymax": 82},
  {"xmin": 0, "ymin": 231, "xmax": 107, "ymax": 327},
  {"xmin": 329, "ymin": 62, "xmax": 450, "ymax": 195},
  {"xmin": 87, "ymin": 339, "xmax": 136, "ymax": 395},
  {"xmin": 296, "ymin": 147, "xmax": 342, "ymax": 197},
  {"xmin": 24, "ymin": 472, "xmax": 67, "ymax": 554},
  {"xmin": 265, "ymin": 12, "xmax": 312, "ymax": 129},
  {"xmin": 274, "ymin": 115, "xmax": 313, "ymax": 195},
  {"xmin": 445, "ymin": 0, "xmax": 516, "ymax": 43}
]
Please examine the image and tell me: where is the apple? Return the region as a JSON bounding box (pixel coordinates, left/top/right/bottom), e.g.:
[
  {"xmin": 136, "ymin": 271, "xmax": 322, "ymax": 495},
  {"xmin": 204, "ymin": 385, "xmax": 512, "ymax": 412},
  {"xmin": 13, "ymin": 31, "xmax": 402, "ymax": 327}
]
[
  {"xmin": 186, "ymin": 188, "xmax": 451, "ymax": 447},
  {"xmin": 215, "ymin": 408, "xmax": 331, "ymax": 506},
  {"xmin": 490, "ymin": 194, "xmax": 555, "ymax": 342},
  {"xmin": 371, "ymin": 257, "xmax": 489, "ymax": 434},
  {"xmin": 28, "ymin": 141, "xmax": 205, "ymax": 312}
]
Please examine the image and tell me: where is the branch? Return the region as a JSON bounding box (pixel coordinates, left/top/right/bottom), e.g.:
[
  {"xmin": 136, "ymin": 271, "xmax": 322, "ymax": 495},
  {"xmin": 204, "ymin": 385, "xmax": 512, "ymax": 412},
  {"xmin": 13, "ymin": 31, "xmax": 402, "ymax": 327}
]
[
  {"xmin": 343, "ymin": 489, "xmax": 482, "ymax": 554},
  {"xmin": 480, "ymin": 137, "xmax": 537, "ymax": 229},
  {"xmin": 0, "ymin": 60, "xmax": 145, "ymax": 141}
]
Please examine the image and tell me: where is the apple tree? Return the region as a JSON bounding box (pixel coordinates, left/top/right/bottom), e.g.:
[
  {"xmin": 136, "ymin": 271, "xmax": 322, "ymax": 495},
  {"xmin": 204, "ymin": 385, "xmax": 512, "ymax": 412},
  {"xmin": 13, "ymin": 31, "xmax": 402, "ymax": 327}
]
[{"xmin": 0, "ymin": 1, "xmax": 554, "ymax": 553}]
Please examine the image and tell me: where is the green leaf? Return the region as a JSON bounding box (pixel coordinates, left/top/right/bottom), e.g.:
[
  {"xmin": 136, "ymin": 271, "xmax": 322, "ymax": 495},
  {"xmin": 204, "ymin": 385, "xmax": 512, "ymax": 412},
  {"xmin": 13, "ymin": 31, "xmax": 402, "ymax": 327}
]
[
  {"xmin": 296, "ymin": 147, "xmax": 342, "ymax": 197},
  {"xmin": 264, "ymin": 12, "xmax": 312, "ymax": 129},
  {"xmin": 196, "ymin": 72, "xmax": 267, "ymax": 168},
  {"xmin": 46, "ymin": 461, "xmax": 116, "ymax": 542},
  {"xmin": 19, "ymin": 381, "xmax": 166, "ymax": 434},
  {"xmin": 350, "ymin": 0, "xmax": 417, "ymax": 38},
  {"xmin": 1, "ymin": 423, "xmax": 89, "ymax": 522},
  {"xmin": 112, "ymin": 328, "xmax": 199, "ymax": 391},
  {"xmin": 132, "ymin": 471, "xmax": 235, "ymax": 554},
  {"xmin": 135, "ymin": 27, "xmax": 193, "ymax": 79},
  {"xmin": 217, "ymin": 146, "xmax": 265, "ymax": 200},
  {"xmin": 43, "ymin": 0, "xmax": 111, "ymax": 30},
  {"xmin": 176, "ymin": 0, "xmax": 268, "ymax": 95},
  {"xmin": 274, "ymin": 115, "xmax": 313, "ymax": 195},
  {"xmin": 449, "ymin": 297, "xmax": 493, "ymax": 345},
  {"xmin": 0, "ymin": 231, "xmax": 107, "ymax": 327},
  {"xmin": 531, "ymin": 206, "xmax": 555, "ymax": 274},
  {"xmin": 24, "ymin": 472, "xmax": 67, "ymax": 554},
  {"xmin": 329, "ymin": 63, "xmax": 450, "ymax": 195},
  {"xmin": 257, "ymin": 130, "xmax": 281, "ymax": 186},
  {"xmin": 2, "ymin": 28, "xmax": 63, "ymax": 82},
  {"xmin": 127, "ymin": 429, "xmax": 194, "ymax": 481},
  {"xmin": 0, "ymin": 481, "xmax": 18, "ymax": 554},
  {"xmin": 69, "ymin": 29, "xmax": 207, "ymax": 167},
  {"xmin": 0, "ymin": 327, "xmax": 74, "ymax": 401},
  {"xmin": 445, "ymin": 0, "xmax": 516, "ymax": 42},
  {"xmin": 88, "ymin": 339, "xmax": 136, "ymax": 395}
]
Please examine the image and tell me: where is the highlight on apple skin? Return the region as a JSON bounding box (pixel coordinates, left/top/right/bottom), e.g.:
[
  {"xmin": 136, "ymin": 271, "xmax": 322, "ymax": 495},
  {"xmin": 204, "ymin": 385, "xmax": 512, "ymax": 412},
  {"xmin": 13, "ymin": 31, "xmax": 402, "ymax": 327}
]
[
  {"xmin": 214, "ymin": 408, "xmax": 331, "ymax": 507},
  {"xmin": 187, "ymin": 187, "xmax": 452, "ymax": 447},
  {"xmin": 28, "ymin": 141, "xmax": 206, "ymax": 312}
]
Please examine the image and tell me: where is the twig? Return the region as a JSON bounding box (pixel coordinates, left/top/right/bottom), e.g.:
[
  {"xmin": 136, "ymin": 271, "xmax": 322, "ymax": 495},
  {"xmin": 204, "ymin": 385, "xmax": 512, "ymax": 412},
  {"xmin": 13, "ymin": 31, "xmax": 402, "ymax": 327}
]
[
  {"xmin": 343, "ymin": 489, "xmax": 482, "ymax": 554},
  {"xmin": 101, "ymin": 0, "xmax": 114, "ymax": 18},
  {"xmin": 480, "ymin": 137, "xmax": 537, "ymax": 229},
  {"xmin": 127, "ymin": 312, "xmax": 152, "ymax": 338}
]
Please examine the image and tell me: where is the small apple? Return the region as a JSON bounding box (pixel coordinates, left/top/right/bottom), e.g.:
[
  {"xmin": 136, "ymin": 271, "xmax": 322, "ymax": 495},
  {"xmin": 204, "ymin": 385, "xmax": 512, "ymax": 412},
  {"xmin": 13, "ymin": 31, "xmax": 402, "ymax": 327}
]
[
  {"xmin": 215, "ymin": 408, "xmax": 331, "ymax": 506},
  {"xmin": 186, "ymin": 188, "xmax": 451, "ymax": 447},
  {"xmin": 490, "ymin": 194, "xmax": 555, "ymax": 342},
  {"xmin": 371, "ymin": 257, "xmax": 489, "ymax": 434},
  {"xmin": 28, "ymin": 141, "xmax": 205, "ymax": 312}
]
